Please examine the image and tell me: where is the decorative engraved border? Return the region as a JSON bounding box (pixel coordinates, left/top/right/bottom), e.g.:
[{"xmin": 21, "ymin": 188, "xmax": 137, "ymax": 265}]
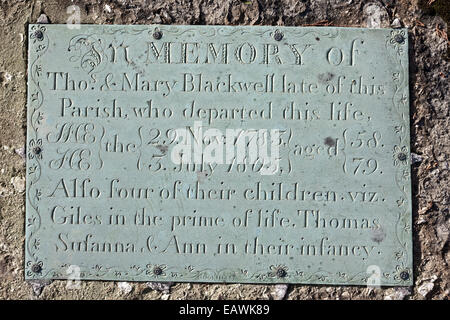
[
  {"xmin": 383, "ymin": 29, "xmax": 413, "ymax": 285},
  {"xmin": 33, "ymin": 262, "xmax": 377, "ymax": 285},
  {"xmin": 26, "ymin": 25, "xmax": 49, "ymax": 278},
  {"xmin": 25, "ymin": 25, "xmax": 412, "ymax": 286}
]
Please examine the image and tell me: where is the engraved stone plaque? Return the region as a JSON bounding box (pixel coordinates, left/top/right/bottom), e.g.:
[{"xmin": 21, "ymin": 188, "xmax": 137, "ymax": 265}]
[{"xmin": 26, "ymin": 24, "xmax": 412, "ymax": 285}]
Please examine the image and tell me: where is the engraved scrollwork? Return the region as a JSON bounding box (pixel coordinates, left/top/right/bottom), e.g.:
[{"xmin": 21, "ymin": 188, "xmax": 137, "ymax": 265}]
[
  {"xmin": 47, "ymin": 123, "xmax": 98, "ymax": 144},
  {"xmin": 68, "ymin": 34, "xmax": 107, "ymax": 77},
  {"xmin": 38, "ymin": 262, "xmax": 396, "ymax": 285},
  {"xmin": 48, "ymin": 147, "xmax": 94, "ymax": 171},
  {"xmin": 90, "ymin": 264, "xmax": 113, "ymax": 277},
  {"xmin": 46, "ymin": 122, "xmax": 105, "ymax": 171},
  {"xmin": 288, "ymin": 28, "xmax": 339, "ymax": 39},
  {"xmin": 158, "ymin": 25, "xmax": 339, "ymax": 40},
  {"xmin": 30, "ymin": 238, "xmax": 40, "ymax": 251},
  {"xmin": 163, "ymin": 26, "xmax": 216, "ymax": 38},
  {"xmin": 136, "ymin": 126, "xmax": 144, "ymax": 170},
  {"xmin": 103, "ymin": 28, "xmax": 148, "ymax": 36}
]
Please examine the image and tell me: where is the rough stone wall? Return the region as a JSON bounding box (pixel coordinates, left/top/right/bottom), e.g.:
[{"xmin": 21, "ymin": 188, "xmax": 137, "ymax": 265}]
[{"xmin": 0, "ymin": 0, "xmax": 448, "ymax": 300}]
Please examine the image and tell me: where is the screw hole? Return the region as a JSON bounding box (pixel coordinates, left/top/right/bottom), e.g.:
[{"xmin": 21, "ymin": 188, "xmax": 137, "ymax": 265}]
[
  {"xmin": 31, "ymin": 264, "xmax": 42, "ymax": 274},
  {"xmin": 35, "ymin": 30, "xmax": 43, "ymax": 40},
  {"xmin": 274, "ymin": 32, "xmax": 283, "ymax": 41},
  {"xmin": 397, "ymin": 152, "xmax": 407, "ymax": 161},
  {"xmin": 394, "ymin": 34, "xmax": 404, "ymax": 44},
  {"xmin": 34, "ymin": 146, "xmax": 42, "ymax": 155},
  {"xmin": 400, "ymin": 271, "xmax": 409, "ymax": 281},
  {"xmin": 276, "ymin": 268, "xmax": 287, "ymax": 278},
  {"xmin": 153, "ymin": 31, "xmax": 162, "ymax": 40},
  {"xmin": 153, "ymin": 267, "xmax": 163, "ymax": 275}
]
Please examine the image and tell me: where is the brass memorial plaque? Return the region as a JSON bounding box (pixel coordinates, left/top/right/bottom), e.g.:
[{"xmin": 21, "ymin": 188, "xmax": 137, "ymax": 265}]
[{"xmin": 26, "ymin": 24, "xmax": 412, "ymax": 285}]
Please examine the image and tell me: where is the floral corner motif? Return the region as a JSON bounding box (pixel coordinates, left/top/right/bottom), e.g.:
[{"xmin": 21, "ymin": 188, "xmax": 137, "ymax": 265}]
[
  {"xmin": 389, "ymin": 30, "xmax": 406, "ymax": 55},
  {"xmin": 28, "ymin": 139, "xmax": 43, "ymax": 160},
  {"xmin": 393, "ymin": 145, "xmax": 408, "ymax": 166},
  {"xmin": 30, "ymin": 25, "xmax": 46, "ymax": 43},
  {"xmin": 268, "ymin": 264, "xmax": 288, "ymax": 279},
  {"xmin": 394, "ymin": 265, "xmax": 412, "ymax": 283},
  {"xmin": 272, "ymin": 29, "xmax": 284, "ymax": 41},
  {"xmin": 146, "ymin": 264, "xmax": 167, "ymax": 278},
  {"xmin": 26, "ymin": 260, "xmax": 44, "ymax": 277},
  {"xmin": 30, "ymin": 25, "xmax": 48, "ymax": 54}
]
